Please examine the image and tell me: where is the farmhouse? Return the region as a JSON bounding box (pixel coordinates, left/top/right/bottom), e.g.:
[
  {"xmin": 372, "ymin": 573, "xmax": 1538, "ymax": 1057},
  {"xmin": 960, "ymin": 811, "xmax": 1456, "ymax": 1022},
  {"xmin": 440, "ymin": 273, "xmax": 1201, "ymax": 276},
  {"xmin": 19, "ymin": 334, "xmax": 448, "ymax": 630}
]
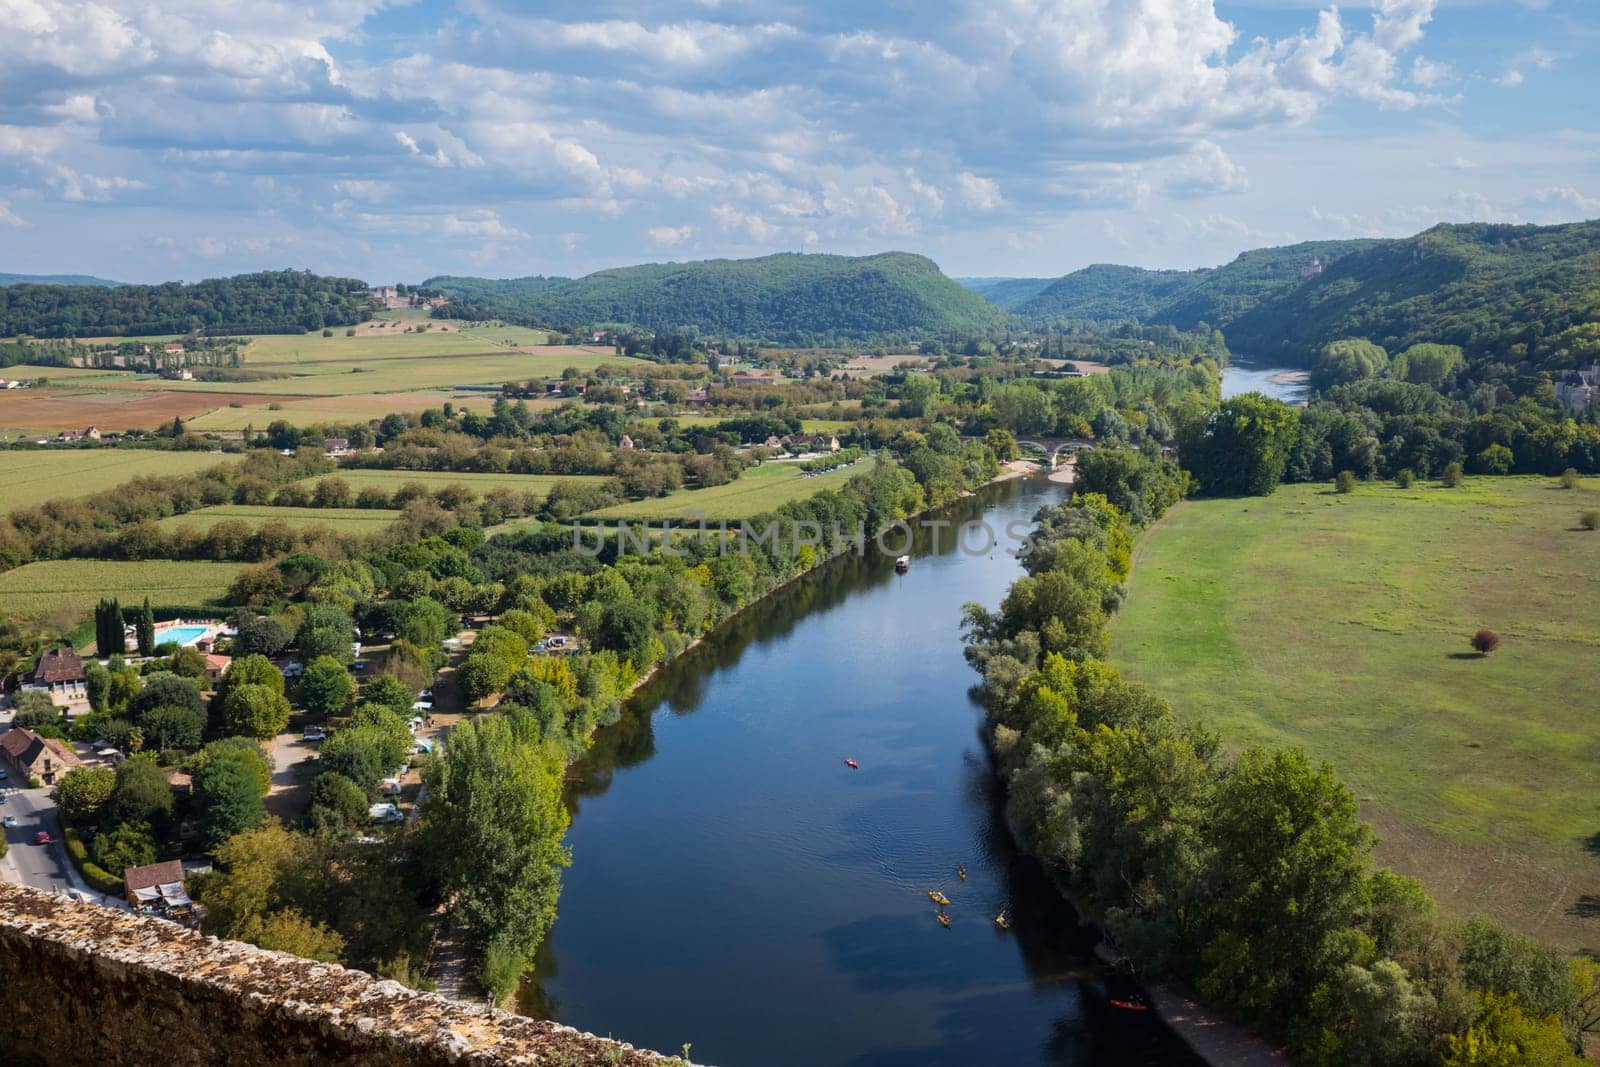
[
  {"xmin": 323, "ymin": 437, "xmax": 351, "ymax": 457},
  {"xmin": 23, "ymin": 647, "xmax": 86, "ymax": 706},
  {"xmin": 0, "ymin": 726, "xmax": 82, "ymax": 785}
]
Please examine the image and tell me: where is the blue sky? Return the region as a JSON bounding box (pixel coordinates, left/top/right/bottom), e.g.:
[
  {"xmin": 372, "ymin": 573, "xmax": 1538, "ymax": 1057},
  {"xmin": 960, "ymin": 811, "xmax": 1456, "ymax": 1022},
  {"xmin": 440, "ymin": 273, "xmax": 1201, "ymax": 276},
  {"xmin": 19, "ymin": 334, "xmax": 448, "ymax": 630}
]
[{"xmin": 0, "ymin": 0, "xmax": 1593, "ymax": 283}]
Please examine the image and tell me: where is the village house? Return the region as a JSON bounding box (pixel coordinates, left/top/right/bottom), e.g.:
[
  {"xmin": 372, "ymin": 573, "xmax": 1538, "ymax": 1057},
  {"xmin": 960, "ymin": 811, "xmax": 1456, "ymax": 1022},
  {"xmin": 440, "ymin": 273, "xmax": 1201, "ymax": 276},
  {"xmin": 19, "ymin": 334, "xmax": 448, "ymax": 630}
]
[
  {"xmin": 686, "ymin": 386, "xmax": 710, "ymax": 404},
  {"xmin": 22, "ymin": 647, "xmax": 86, "ymax": 707},
  {"xmin": 123, "ymin": 859, "xmax": 192, "ymax": 915},
  {"xmin": 323, "ymin": 437, "xmax": 351, "ymax": 457},
  {"xmin": 203, "ymin": 653, "xmax": 231, "ymax": 686},
  {"xmin": 57, "ymin": 427, "xmax": 101, "ymax": 444},
  {"xmin": 732, "ymin": 371, "xmax": 778, "ymax": 386},
  {"xmin": 0, "ymin": 726, "xmax": 83, "ymax": 785},
  {"xmin": 1556, "ymin": 363, "xmax": 1598, "ymax": 414},
  {"xmin": 618, "ymin": 434, "xmax": 634, "ymax": 450}
]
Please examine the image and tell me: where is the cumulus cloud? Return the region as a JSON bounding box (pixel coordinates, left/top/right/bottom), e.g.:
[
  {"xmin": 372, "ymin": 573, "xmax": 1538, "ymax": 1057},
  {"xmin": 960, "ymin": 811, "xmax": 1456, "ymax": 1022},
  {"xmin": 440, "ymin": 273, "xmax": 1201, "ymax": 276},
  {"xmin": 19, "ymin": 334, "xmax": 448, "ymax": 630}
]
[
  {"xmin": 647, "ymin": 224, "xmax": 693, "ymax": 245},
  {"xmin": 0, "ymin": 0, "xmax": 1582, "ymax": 279}
]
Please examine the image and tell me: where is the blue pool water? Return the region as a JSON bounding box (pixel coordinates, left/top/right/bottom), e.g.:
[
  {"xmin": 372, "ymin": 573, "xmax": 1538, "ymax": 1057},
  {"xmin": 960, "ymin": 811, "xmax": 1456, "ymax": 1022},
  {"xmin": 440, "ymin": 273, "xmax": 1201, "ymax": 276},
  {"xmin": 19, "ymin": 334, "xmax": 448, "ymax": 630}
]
[{"xmin": 159, "ymin": 626, "xmax": 210, "ymax": 646}]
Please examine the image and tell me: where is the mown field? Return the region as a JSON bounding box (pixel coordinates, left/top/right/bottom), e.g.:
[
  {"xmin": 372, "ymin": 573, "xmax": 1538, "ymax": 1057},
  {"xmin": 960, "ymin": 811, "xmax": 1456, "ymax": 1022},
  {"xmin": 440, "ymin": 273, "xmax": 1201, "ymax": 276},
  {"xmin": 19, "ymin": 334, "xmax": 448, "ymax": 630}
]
[
  {"xmin": 305, "ymin": 468, "xmax": 610, "ymax": 497},
  {"xmin": 181, "ymin": 390, "xmax": 551, "ymax": 431},
  {"xmin": 0, "ymin": 559, "xmax": 247, "ymax": 619},
  {"xmin": 155, "ymin": 504, "xmax": 402, "ymax": 533},
  {"xmin": 583, "ymin": 460, "xmax": 863, "ymax": 522},
  {"xmin": 1108, "ymin": 476, "xmax": 1600, "ymax": 950},
  {"xmin": 0, "ymin": 449, "xmax": 234, "ymax": 513}
]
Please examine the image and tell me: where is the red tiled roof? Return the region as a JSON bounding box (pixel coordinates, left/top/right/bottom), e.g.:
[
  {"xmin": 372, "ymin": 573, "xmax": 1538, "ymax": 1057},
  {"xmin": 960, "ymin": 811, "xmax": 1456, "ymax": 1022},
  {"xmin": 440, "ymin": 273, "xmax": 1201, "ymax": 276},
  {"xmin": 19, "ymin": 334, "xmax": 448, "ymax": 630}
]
[
  {"xmin": 31, "ymin": 647, "xmax": 84, "ymax": 685},
  {"xmin": 123, "ymin": 860, "xmax": 185, "ymax": 894}
]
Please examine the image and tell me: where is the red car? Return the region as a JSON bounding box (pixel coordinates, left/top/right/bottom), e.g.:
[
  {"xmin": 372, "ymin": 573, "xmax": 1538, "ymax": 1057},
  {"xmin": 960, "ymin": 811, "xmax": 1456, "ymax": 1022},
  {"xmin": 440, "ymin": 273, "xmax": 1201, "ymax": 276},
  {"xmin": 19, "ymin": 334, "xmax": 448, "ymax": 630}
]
[{"xmin": 33, "ymin": 830, "xmax": 52, "ymax": 845}]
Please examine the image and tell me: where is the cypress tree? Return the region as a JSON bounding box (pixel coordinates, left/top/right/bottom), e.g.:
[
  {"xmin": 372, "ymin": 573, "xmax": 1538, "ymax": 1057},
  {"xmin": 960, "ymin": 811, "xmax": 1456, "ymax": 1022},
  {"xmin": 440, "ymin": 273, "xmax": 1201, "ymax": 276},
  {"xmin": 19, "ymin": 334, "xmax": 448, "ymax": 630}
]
[{"xmin": 136, "ymin": 598, "xmax": 156, "ymax": 657}]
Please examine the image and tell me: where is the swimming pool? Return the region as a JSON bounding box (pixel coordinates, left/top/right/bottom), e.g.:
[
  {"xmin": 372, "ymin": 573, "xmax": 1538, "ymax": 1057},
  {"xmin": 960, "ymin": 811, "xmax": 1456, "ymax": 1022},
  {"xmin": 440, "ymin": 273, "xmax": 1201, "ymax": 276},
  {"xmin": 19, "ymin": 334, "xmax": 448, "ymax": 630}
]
[{"xmin": 159, "ymin": 626, "xmax": 210, "ymax": 647}]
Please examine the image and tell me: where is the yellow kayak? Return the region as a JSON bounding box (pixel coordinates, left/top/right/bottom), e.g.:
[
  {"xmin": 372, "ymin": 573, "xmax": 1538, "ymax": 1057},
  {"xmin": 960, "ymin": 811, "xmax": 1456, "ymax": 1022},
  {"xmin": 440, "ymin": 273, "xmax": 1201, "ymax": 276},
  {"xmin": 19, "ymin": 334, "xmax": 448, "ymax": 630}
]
[
  {"xmin": 928, "ymin": 891, "xmax": 951, "ymax": 906},
  {"xmin": 994, "ymin": 913, "xmax": 1011, "ymax": 930},
  {"xmin": 937, "ymin": 912, "xmax": 951, "ymax": 928}
]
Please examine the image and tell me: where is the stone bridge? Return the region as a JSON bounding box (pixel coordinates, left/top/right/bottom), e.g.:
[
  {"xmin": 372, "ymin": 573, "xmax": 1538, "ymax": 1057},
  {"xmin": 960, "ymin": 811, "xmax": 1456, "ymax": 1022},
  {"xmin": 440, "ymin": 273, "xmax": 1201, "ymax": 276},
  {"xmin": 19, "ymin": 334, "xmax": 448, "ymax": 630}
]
[{"xmin": 1012, "ymin": 437, "xmax": 1094, "ymax": 467}]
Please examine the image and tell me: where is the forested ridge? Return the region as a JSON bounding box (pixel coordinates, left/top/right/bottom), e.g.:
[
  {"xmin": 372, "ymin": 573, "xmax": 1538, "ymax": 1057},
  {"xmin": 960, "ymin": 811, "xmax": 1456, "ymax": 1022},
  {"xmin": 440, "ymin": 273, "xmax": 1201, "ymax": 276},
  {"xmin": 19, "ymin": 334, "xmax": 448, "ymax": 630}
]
[
  {"xmin": 0, "ymin": 270, "xmax": 372, "ymax": 337},
  {"xmin": 1008, "ymin": 220, "xmax": 1599, "ymax": 371},
  {"xmin": 426, "ymin": 251, "xmax": 1007, "ymax": 343}
]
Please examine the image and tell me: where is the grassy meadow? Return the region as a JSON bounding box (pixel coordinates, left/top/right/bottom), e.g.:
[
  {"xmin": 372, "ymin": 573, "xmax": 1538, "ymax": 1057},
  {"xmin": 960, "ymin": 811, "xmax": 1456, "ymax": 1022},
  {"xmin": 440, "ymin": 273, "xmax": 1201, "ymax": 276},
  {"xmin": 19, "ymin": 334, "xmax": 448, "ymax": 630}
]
[
  {"xmin": 1108, "ymin": 476, "xmax": 1600, "ymax": 949},
  {"xmin": 583, "ymin": 459, "xmax": 863, "ymax": 522},
  {"xmin": 0, "ymin": 449, "xmax": 234, "ymax": 513},
  {"xmin": 0, "ymin": 559, "xmax": 247, "ymax": 619},
  {"xmin": 155, "ymin": 504, "xmax": 402, "ymax": 533},
  {"xmin": 304, "ymin": 468, "xmax": 610, "ymax": 497}
]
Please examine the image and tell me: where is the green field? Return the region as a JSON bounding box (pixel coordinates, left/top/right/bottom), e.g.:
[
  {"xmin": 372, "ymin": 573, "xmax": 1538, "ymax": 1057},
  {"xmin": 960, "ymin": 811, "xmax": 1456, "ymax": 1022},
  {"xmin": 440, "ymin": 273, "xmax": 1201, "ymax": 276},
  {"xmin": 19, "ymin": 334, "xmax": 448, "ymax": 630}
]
[
  {"xmin": 0, "ymin": 559, "xmax": 247, "ymax": 619},
  {"xmin": 0, "ymin": 449, "xmax": 235, "ymax": 514},
  {"xmin": 1108, "ymin": 476, "xmax": 1600, "ymax": 949},
  {"xmin": 583, "ymin": 460, "xmax": 863, "ymax": 521},
  {"xmin": 155, "ymin": 504, "xmax": 402, "ymax": 533},
  {"xmin": 306, "ymin": 469, "xmax": 610, "ymax": 497}
]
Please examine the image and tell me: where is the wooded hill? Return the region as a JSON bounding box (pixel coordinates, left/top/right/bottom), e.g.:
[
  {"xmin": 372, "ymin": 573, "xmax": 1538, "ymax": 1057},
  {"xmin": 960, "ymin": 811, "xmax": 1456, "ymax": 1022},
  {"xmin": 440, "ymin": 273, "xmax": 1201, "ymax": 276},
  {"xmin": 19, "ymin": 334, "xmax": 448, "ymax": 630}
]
[
  {"xmin": 427, "ymin": 252, "xmax": 1007, "ymax": 343},
  {"xmin": 1001, "ymin": 220, "xmax": 1600, "ymax": 367},
  {"xmin": 0, "ymin": 273, "xmax": 121, "ymax": 288},
  {"xmin": 0, "ymin": 270, "xmax": 372, "ymax": 337}
]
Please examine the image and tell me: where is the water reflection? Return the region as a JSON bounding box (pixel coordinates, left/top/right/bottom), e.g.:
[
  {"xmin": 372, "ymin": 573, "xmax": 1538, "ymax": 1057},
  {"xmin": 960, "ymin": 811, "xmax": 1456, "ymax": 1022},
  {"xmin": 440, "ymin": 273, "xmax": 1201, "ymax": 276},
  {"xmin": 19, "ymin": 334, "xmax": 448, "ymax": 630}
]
[{"xmin": 523, "ymin": 477, "xmax": 1198, "ymax": 1066}]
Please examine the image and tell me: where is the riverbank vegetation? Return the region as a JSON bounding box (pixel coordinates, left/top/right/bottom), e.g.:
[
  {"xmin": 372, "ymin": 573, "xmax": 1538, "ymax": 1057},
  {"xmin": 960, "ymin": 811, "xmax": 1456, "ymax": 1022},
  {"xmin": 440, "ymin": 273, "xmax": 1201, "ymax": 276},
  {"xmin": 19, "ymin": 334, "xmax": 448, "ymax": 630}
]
[
  {"xmin": 964, "ymin": 488, "xmax": 1599, "ymax": 1063},
  {"xmin": 1109, "ymin": 476, "xmax": 1600, "ymax": 953}
]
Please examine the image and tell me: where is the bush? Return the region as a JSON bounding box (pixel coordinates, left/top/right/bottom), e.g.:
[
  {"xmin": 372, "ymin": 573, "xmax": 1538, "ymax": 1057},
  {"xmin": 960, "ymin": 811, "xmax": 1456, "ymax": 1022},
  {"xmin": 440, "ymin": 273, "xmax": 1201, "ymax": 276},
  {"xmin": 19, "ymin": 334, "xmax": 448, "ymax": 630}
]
[
  {"xmin": 1558, "ymin": 468, "xmax": 1580, "ymax": 490},
  {"xmin": 1394, "ymin": 469, "xmax": 1414, "ymax": 488},
  {"xmin": 1335, "ymin": 470, "xmax": 1357, "ymax": 494},
  {"xmin": 62, "ymin": 826, "xmax": 121, "ymax": 894},
  {"xmin": 1581, "ymin": 510, "xmax": 1599, "ymax": 532},
  {"xmin": 1439, "ymin": 462, "xmax": 1463, "ymax": 488},
  {"xmin": 1470, "ymin": 630, "xmax": 1500, "ymax": 656}
]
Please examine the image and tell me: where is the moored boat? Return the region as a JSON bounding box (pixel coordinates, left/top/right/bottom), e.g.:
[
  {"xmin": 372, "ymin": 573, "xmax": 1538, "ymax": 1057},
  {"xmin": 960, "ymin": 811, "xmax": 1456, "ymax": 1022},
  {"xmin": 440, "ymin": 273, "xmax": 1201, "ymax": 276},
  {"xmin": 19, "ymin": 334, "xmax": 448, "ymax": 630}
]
[{"xmin": 895, "ymin": 555, "xmax": 910, "ymax": 572}]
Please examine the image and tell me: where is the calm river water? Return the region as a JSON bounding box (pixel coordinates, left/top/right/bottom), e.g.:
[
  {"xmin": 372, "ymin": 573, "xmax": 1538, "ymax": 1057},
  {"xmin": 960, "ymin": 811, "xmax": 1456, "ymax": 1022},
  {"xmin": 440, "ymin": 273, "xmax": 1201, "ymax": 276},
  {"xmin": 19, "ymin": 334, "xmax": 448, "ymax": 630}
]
[
  {"xmin": 1221, "ymin": 361, "xmax": 1309, "ymax": 403},
  {"xmin": 522, "ymin": 477, "xmax": 1198, "ymax": 1066}
]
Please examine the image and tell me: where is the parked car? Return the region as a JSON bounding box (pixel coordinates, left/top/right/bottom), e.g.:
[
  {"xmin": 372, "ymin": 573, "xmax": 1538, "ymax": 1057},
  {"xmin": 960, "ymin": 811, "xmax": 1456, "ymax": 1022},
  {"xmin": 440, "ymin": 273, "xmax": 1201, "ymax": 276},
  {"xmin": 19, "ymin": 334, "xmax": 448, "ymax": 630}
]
[
  {"xmin": 0, "ymin": 769, "xmax": 8, "ymax": 780},
  {"xmin": 2, "ymin": 814, "xmax": 16, "ymax": 828},
  {"xmin": 33, "ymin": 830, "xmax": 52, "ymax": 845},
  {"xmin": 302, "ymin": 728, "xmax": 327, "ymax": 743}
]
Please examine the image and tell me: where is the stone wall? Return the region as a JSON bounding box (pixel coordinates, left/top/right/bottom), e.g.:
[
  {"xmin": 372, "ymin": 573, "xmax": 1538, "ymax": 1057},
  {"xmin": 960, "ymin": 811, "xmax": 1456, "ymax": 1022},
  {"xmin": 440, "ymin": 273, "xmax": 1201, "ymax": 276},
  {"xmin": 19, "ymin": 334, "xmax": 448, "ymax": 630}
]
[{"xmin": 0, "ymin": 882, "xmax": 669, "ymax": 1066}]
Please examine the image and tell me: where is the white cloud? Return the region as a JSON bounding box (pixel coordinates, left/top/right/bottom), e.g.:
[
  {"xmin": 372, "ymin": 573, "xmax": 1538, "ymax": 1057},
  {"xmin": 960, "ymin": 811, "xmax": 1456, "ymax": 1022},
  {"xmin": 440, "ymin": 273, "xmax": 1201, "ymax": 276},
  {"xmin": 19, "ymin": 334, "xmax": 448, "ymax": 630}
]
[
  {"xmin": 955, "ymin": 172, "xmax": 1001, "ymax": 212},
  {"xmin": 1494, "ymin": 46, "xmax": 1557, "ymax": 88},
  {"xmin": 647, "ymin": 224, "xmax": 692, "ymax": 246},
  {"xmin": 0, "ymin": 200, "xmax": 23, "ymax": 226}
]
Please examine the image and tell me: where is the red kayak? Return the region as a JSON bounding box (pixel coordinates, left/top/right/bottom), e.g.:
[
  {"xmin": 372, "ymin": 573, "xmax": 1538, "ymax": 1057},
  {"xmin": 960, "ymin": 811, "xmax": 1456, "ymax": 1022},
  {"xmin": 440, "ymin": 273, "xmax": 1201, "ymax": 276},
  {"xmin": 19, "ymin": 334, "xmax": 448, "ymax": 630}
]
[
  {"xmin": 843, "ymin": 758, "xmax": 859, "ymax": 769},
  {"xmin": 1108, "ymin": 997, "xmax": 1149, "ymax": 1012}
]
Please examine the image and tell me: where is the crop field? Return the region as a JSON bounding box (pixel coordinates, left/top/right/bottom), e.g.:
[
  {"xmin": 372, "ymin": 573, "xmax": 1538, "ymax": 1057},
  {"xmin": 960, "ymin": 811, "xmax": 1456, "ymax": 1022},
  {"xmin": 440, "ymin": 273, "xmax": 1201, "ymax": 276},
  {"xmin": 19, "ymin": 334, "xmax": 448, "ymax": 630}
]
[
  {"xmin": 150, "ymin": 346, "xmax": 649, "ymax": 397},
  {"xmin": 0, "ymin": 387, "xmax": 286, "ymax": 433},
  {"xmin": 155, "ymin": 504, "xmax": 402, "ymax": 533},
  {"xmin": 305, "ymin": 468, "xmax": 610, "ymax": 497},
  {"xmin": 583, "ymin": 460, "xmax": 863, "ymax": 522},
  {"xmin": 0, "ymin": 559, "xmax": 247, "ymax": 619},
  {"xmin": 668, "ymin": 415, "xmax": 856, "ymax": 434},
  {"xmin": 0, "ymin": 449, "xmax": 235, "ymax": 513},
  {"xmin": 182, "ymin": 390, "xmax": 534, "ymax": 431},
  {"xmin": 1108, "ymin": 476, "xmax": 1600, "ymax": 949}
]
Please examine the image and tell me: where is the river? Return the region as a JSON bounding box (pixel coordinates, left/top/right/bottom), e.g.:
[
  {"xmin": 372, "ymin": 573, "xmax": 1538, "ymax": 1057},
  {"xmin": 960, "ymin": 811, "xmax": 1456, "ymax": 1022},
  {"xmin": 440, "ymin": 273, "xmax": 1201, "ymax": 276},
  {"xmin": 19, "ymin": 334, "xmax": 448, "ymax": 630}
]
[
  {"xmin": 521, "ymin": 477, "xmax": 1198, "ymax": 1066},
  {"xmin": 1221, "ymin": 361, "xmax": 1309, "ymax": 403}
]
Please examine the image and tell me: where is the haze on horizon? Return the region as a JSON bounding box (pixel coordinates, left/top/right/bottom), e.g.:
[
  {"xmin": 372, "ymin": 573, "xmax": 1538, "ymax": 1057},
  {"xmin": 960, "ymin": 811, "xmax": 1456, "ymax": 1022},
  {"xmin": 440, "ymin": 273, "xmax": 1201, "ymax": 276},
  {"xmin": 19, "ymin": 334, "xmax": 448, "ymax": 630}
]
[{"xmin": 0, "ymin": 0, "xmax": 1595, "ymax": 285}]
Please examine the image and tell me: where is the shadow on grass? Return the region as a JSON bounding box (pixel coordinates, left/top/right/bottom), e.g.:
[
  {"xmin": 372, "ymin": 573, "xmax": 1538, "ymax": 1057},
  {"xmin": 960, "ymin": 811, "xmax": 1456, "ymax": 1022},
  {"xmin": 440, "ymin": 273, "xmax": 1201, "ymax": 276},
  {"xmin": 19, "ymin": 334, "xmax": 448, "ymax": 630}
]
[
  {"xmin": 1446, "ymin": 652, "xmax": 1484, "ymax": 660},
  {"xmin": 1582, "ymin": 831, "xmax": 1600, "ymax": 857},
  {"xmin": 1568, "ymin": 895, "xmax": 1600, "ymax": 919}
]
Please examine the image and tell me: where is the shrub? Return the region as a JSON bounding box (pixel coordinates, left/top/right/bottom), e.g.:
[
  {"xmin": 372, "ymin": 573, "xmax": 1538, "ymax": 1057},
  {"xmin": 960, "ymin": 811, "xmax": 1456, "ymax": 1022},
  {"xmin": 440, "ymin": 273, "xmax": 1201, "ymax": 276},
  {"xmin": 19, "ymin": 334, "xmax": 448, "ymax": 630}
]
[
  {"xmin": 1394, "ymin": 469, "xmax": 1414, "ymax": 488},
  {"xmin": 1581, "ymin": 510, "xmax": 1599, "ymax": 532},
  {"xmin": 1470, "ymin": 630, "xmax": 1500, "ymax": 656},
  {"xmin": 1335, "ymin": 470, "xmax": 1357, "ymax": 494},
  {"xmin": 1558, "ymin": 468, "xmax": 1580, "ymax": 490},
  {"xmin": 1439, "ymin": 462, "xmax": 1464, "ymax": 488}
]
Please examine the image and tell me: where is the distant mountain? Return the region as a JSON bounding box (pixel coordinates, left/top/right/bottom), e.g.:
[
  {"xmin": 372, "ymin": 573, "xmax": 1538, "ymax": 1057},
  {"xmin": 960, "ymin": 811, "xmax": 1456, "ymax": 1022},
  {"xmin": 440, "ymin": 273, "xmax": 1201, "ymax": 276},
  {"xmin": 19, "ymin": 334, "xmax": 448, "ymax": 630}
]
[
  {"xmin": 1016, "ymin": 263, "xmax": 1203, "ymax": 322},
  {"xmin": 0, "ymin": 270, "xmax": 372, "ymax": 337},
  {"xmin": 0, "ymin": 272, "xmax": 122, "ymax": 287},
  {"xmin": 1218, "ymin": 222, "xmax": 1600, "ymax": 363},
  {"xmin": 955, "ymin": 276, "xmax": 1054, "ymax": 310},
  {"xmin": 1010, "ymin": 221, "xmax": 1599, "ymax": 366},
  {"xmin": 427, "ymin": 252, "xmax": 1006, "ymax": 342}
]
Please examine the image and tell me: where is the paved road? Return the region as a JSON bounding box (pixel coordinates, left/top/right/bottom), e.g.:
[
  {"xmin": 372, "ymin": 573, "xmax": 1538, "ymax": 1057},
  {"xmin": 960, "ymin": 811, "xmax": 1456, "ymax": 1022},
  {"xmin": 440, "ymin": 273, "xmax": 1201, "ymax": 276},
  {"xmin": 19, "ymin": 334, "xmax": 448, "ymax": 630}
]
[{"xmin": 0, "ymin": 783, "xmax": 75, "ymax": 894}]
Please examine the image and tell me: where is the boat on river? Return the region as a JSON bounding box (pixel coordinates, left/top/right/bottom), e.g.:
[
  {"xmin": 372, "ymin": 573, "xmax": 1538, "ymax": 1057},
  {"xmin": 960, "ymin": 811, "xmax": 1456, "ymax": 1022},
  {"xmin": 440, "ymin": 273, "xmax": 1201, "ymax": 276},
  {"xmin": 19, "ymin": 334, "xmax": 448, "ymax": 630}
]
[
  {"xmin": 929, "ymin": 891, "xmax": 950, "ymax": 906},
  {"xmin": 936, "ymin": 912, "xmax": 951, "ymax": 928},
  {"xmin": 843, "ymin": 758, "xmax": 859, "ymax": 769},
  {"xmin": 895, "ymin": 555, "xmax": 910, "ymax": 572}
]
